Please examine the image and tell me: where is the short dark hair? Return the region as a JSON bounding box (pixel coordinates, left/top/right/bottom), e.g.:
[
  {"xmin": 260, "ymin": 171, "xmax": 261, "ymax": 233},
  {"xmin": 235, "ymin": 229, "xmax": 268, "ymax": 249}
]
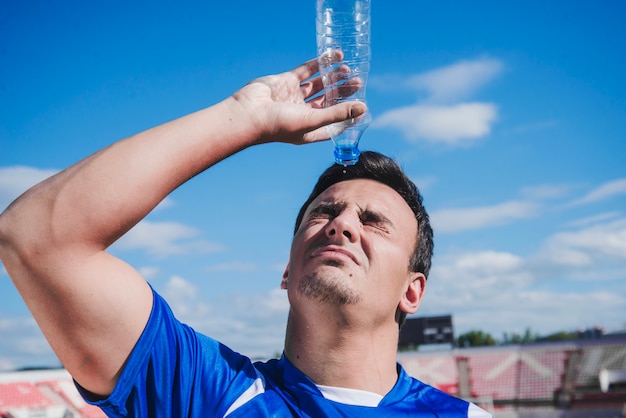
[{"xmin": 293, "ymin": 151, "xmax": 434, "ymax": 326}]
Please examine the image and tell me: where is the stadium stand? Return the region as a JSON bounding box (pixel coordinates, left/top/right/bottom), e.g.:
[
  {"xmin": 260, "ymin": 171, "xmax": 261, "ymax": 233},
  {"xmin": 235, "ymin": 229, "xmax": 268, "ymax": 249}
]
[
  {"xmin": 561, "ymin": 340, "xmax": 626, "ymax": 410},
  {"xmin": 398, "ymin": 337, "xmax": 626, "ymax": 416},
  {"xmin": 0, "ymin": 381, "xmax": 60, "ymax": 417},
  {"xmin": 0, "ymin": 369, "xmax": 105, "ymax": 418}
]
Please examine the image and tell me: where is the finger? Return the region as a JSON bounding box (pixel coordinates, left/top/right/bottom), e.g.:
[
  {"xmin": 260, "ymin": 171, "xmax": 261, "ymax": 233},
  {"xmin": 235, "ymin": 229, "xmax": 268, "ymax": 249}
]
[
  {"xmin": 317, "ymin": 50, "xmax": 344, "ymax": 67},
  {"xmin": 301, "ymin": 75, "xmax": 325, "ymax": 100},
  {"xmin": 292, "ymin": 49, "xmax": 346, "ymax": 81},
  {"xmin": 306, "ymin": 65, "xmax": 358, "ymax": 100},
  {"xmin": 302, "ymin": 72, "xmax": 360, "ymax": 104},
  {"xmin": 304, "ymin": 102, "xmax": 368, "ymax": 141},
  {"xmin": 337, "ymin": 77, "xmax": 364, "ymax": 100},
  {"xmin": 305, "ymin": 94, "xmax": 325, "ymax": 109},
  {"xmin": 292, "ymin": 58, "xmax": 320, "ymax": 82},
  {"xmin": 302, "ymin": 126, "xmax": 334, "ymax": 143}
]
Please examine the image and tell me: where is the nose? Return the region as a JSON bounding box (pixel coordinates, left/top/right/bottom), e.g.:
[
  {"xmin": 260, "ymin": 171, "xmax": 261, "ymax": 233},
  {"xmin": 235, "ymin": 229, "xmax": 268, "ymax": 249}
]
[{"xmin": 325, "ymin": 211, "xmax": 358, "ymax": 242}]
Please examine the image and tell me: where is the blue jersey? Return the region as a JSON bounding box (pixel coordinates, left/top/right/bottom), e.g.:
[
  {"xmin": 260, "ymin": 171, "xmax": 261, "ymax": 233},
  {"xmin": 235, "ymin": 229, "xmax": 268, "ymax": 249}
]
[{"xmin": 80, "ymin": 288, "xmax": 491, "ymax": 417}]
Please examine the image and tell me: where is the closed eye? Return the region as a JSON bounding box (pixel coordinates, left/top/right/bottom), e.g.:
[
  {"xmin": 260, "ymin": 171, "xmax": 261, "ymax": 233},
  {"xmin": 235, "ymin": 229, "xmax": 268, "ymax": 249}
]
[
  {"xmin": 306, "ymin": 202, "xmax": 343, "ymax": 222},
  {"xmin": 360, "ymin": 210, "xmax": 392, "ymax": 232}
]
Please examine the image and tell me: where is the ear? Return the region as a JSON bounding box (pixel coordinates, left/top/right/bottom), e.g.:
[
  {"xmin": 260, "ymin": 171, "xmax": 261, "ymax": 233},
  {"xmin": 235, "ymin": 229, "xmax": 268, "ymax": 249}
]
[
  {"xmin": 398, "ymin": 272, "xmax": 426, "ymax": 315},
  {"xmin": 280, "ymin": 264, "xmax": 290, "ymax": 289}
]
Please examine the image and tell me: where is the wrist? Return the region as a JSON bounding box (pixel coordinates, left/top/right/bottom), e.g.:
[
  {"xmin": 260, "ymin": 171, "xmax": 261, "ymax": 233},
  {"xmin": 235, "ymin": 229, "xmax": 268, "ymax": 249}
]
[{"xmin": 225, "ymin": 90, "xmax": 269, "ymax": 146}]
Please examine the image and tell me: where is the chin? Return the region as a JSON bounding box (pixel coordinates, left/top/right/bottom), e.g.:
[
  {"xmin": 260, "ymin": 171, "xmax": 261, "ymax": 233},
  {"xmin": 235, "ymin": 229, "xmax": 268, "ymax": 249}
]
[{"xmin": 297, "ymin": 271, "xmax": 361, "ymax": 305}]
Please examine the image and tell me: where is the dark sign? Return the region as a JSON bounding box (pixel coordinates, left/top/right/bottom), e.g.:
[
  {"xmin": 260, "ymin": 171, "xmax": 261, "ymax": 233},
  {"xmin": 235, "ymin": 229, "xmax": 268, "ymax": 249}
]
[{"xmin": 398, "ymin": 315, "xmax": 454, "ymax": 348}]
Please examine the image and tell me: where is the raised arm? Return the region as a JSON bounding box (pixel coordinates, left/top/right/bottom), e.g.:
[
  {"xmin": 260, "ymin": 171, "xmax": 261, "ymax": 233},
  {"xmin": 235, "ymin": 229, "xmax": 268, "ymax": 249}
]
[{"xmin": 0, "ymin": 59, "xmax": 365, "ymax": 396}]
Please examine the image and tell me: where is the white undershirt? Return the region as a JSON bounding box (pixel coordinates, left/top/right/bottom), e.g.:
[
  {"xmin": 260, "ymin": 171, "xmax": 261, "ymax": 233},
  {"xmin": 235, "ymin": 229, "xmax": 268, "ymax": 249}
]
[{"xmin": 316, "ymin": 384, "xmax": 384, "ymax": 407}]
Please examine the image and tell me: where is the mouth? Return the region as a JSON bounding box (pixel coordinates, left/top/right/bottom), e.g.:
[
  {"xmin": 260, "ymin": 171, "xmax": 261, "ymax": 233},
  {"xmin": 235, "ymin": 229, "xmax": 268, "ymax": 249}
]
[{"xmin": 310, "ymin": 245, "xmax": 359, "ymax": 265}]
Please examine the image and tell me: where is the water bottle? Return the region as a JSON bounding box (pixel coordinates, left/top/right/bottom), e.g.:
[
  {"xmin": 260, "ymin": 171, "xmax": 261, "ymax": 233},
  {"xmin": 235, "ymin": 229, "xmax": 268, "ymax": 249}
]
[{"xmin": 316, "ymin": 0, "xmax": 371, "ymax": 166}]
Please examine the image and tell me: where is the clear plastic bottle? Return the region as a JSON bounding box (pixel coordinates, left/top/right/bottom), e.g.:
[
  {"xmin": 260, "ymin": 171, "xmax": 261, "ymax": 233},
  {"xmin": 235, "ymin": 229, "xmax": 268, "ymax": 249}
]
[{"xmin": 316, "ymin": 0, "xmax": 371, "ymax": 166}]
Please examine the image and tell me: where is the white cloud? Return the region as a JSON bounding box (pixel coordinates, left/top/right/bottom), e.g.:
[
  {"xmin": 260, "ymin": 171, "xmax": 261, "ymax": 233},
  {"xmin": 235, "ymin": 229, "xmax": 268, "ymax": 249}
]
[
  {"xmin": 15, "ymin": 336, "xmax": 53, "ymax": 356},
  {"xmin": 420, "ymin": 239, "xmax": 626, "ymax": 338},
  {"xmin": 432, "ymin": 288, "xmax": 626, "ymax": 339},
  {"xmin": 0, "ymin": 164, "xmax": 174, "ymax": 214},
  {"xmin": 429, "ymin": 250, "xmax": 532, "ymax": 296},
  {"xmin": 260, "ymin": 287, "xmax": 290, "ymax": 312},
  {"xmin": 541, "ymin": 217, "xmax": 626, "ymax": 265},
  {"xmin": 0, "ymin": 316, "xmax": 59, "ymax": 371},
  {"xmin": 271, "ymin": 263, "xmax": 288, "ymax": 273},
  {"xmin": 565, "ymin": 211, "xmax": 622, "ymax": 228},
  {"xmin": 406, "ymin": 57, "xmax": 503, "ymax": 103},
  {"xmin": 154, "ymin": 197, "xmax": 175, "ymax": 211},
  {"xmin": 369, "ymin": 57, "xmax": 502, "ymax": 146},
  {"xmin": 569, "ymin": 178, "xmax": 626, "ymax": 206},
  {"xmin": 138, "ymin": 266, "xmax": 160, "ymax": 280},
  {"xmin": 455, "ymin": 251, "xmax": 523, "ymax": 272},
  {"xmin": 431, "ymin": 200, "xmax": 539, "ymax": 233},
  {"xmin": 0, "ymin": 166, "xmax": 58, "ymax": 211},
  {"xmin": 113, "ymin": 220, "xmax": 223, "ymax": 257},
  {"xmin": 165, "ymin": 275, "xmax": 199, "ymax": 299},
  {"xmin": 538, "ymin": 246, "xmax": 593, "ymax": 267},
  {"xmin": 417, "ymin": 195, "xmax": 626, "ymax": 338},
  {"xmin": 162, "ymin": 275, "xmax": 212, "ymax": 318},
  {"xmin": 218, "ymin": 288, "xmax": 289, "ymax": 358},
  {"xmin": 411, "ymin": 175, "xmax": 437, "ymax": 192},
  {"xmin": 0, "ymin": 358, "xmax": 15, "ymax": 372},
  {"xmin": 420, "ymin": 249, "xmax": 535, "ymax": 334},
  {"xmin": 520, "ymin": 184, "xmax": 572, "ymax": 200},
  {"xmin": 373, "ymin": 103, "xmax": 497, "ymax": 144}
]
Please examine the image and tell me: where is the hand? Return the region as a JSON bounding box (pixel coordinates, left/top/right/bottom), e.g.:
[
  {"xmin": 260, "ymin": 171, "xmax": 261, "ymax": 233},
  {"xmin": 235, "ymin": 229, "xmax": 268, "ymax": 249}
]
[{"xmin": 231, "ymin": 58, "xmax": 367, "ymax": 145}]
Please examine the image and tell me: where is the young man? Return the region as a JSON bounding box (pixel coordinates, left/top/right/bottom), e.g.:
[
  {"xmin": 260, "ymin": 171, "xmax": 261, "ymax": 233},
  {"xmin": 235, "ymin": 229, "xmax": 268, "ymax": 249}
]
[{"xmin": 0, "ymin": 59, "xmax": 491, "ymax": 417}]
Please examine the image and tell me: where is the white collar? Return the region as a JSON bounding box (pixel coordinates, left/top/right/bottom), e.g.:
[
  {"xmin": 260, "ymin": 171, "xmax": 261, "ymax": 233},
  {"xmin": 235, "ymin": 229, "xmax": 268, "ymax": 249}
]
[{"xmin": 316, "ymin": 384, "xmax": 384, "ymax": 407}]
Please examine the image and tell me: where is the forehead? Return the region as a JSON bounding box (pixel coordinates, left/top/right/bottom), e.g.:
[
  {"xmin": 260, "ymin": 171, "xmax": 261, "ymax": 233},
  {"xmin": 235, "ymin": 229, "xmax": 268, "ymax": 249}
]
[{"xmin": 309, "ymin": 179, "xmax": 416, "ymax": 222}]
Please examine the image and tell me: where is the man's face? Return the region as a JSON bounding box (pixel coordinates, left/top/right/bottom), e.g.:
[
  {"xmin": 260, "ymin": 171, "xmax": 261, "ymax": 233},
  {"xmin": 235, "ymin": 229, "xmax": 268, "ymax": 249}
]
[{"xmin": 284, "ymin": 179, "xmax": 423, "ymax": 324}]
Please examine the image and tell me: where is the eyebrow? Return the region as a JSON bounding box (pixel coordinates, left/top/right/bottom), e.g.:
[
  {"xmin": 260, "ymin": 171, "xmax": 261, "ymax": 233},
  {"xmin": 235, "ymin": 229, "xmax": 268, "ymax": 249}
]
[{"xmin": 309, "ymin": 201, "xmax": 345, "ymax": 217}]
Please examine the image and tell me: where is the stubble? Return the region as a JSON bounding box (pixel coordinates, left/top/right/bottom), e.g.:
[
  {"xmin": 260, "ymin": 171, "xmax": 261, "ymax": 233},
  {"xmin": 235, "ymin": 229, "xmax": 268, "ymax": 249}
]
[{"xmin": 297, "ymin": 271, "xmax": 362, "ymax": 305}]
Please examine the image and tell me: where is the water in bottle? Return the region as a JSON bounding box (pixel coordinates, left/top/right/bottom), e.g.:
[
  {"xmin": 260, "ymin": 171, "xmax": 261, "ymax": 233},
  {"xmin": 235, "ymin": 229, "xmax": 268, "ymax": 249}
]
[{"xmin": 316, "ymin": 0, "xmax": 371, "ymax": 166}]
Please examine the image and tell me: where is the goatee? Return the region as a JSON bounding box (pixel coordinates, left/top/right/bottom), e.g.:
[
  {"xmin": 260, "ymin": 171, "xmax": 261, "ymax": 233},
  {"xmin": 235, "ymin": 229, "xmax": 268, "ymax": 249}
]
[{"xmin": 297, "ymin": 272, "xmax": 361, "ymax": 305}]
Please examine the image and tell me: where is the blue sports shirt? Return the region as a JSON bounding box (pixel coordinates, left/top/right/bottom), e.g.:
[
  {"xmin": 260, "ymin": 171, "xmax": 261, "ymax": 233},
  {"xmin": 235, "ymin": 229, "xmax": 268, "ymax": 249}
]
[{"xmin": 79, "ymin": 288, "xmax": 492, "ymax": 417}]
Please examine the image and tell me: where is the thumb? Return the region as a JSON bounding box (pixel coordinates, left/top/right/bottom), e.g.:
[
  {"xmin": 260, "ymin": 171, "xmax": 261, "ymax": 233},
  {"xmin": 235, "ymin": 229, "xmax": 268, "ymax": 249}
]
[
  {"xmin": 328, "ymin": 101, "xmax": 367, "ymax": 124},
  {"xmin": 302, "ymin": 102, "xmax": 368, "ymax": 143}
]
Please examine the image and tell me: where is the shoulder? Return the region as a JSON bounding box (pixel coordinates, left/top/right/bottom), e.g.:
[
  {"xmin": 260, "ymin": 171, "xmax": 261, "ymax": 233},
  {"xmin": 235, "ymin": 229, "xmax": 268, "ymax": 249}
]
[{"xmin": 393, "ymin": 366, "xmax": 492, "ymax": 417}]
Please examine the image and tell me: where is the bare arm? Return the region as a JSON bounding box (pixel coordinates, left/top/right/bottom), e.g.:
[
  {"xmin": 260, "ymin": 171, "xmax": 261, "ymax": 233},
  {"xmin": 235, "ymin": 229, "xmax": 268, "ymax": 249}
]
[{"xmin": 0, "ymin": 59, "xmax": 365, "ymax": 396}]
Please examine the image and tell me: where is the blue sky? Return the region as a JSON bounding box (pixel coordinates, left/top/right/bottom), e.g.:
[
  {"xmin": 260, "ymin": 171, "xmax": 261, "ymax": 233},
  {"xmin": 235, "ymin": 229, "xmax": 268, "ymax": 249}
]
[{"xmin": 1, "ymin": 1, "xmax": 625, "ymax": 370}]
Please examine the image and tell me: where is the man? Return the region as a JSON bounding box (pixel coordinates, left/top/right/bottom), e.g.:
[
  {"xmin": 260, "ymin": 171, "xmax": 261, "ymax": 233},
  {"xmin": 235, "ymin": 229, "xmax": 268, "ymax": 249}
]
[{"xmin": 0, "ymin": 59, "xmax": 491, "ymax": 417}]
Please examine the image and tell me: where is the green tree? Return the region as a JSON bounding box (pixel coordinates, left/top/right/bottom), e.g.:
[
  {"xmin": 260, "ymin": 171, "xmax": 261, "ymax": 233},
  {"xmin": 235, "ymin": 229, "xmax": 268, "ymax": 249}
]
[
  {"xmin": 541, "ymin": 331, "xmax": 577, "ymax": 342},
  {"xmin": 457, "ymin": 330, "xmax": 497, "ymax": 347},
  {"xmin": 502, "ymin": 328, "xmax": 540, "ymax": 345}
]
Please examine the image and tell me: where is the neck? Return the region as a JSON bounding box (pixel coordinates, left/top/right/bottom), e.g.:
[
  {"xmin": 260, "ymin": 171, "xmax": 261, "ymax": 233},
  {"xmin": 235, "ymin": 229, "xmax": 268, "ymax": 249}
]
[{"xmin": 283, "ymin": 307, "xmax": 400, "ymax": 396}]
